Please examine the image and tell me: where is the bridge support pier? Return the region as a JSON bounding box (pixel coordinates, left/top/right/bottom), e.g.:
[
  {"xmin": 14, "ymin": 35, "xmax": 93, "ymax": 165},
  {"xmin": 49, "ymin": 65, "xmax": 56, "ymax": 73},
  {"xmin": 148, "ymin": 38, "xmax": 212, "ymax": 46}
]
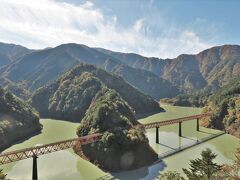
[
  {"xmin": 179, "ymin": 122, "xmax": 182, "ymax": 137},
  {"xmin": 156, "ymin": 127, "xmax": 159, "ymax": 144},
  {"xmin": 32, "ymin": 155, "xmax": 38, "ymax": 180},
  {"xmin": 196, "ymin": 118, "xmax": 199, "ymax": 131}
]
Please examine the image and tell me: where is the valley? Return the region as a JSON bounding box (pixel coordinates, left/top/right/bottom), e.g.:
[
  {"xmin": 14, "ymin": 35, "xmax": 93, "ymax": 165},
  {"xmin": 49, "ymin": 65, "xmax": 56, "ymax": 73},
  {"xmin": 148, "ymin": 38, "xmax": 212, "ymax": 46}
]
[
  {"xmin": 1, "ymin": 106, "xmax": 238, "ymax": 180},
  {"xmin": 1, "ymin": 1, "xmax": 240, "ymax": 179},
  {"xmin": 0, "ymin": 42, "xmax": 240, "ymax": 179}
]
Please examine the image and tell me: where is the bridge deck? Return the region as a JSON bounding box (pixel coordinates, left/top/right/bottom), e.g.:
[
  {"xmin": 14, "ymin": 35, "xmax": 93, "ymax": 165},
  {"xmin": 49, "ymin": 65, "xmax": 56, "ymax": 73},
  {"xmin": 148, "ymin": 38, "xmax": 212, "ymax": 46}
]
[
  {"xmin": 0, "ymin": 113, "xmax": 211, "ymax": 165},
  {"xmin": 143, "ymin": 113, "xmax": 210, "ymax": 129},
  {"xmin": 0, "ymin": 133, "xmax": 102, "ymax": 165}
]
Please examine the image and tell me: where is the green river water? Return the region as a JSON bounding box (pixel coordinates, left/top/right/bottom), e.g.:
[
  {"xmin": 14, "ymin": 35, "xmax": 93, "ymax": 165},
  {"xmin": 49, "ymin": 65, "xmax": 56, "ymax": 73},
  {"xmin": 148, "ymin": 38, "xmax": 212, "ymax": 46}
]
[{"xmin": 2, "ymin": 105, "xmax": 240, "ymax": 180}]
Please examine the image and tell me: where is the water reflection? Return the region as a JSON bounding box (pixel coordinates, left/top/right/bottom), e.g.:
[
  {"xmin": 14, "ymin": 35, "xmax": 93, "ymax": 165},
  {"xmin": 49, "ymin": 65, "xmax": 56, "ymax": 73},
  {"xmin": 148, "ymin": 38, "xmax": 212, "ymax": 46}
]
[
  {"xmin": 112, "ymin": 161, "xmax": 166, "ymax": 180},
  {"xmin": 1, "ymin": 106, "xmax": 239, "ymax": 179}
]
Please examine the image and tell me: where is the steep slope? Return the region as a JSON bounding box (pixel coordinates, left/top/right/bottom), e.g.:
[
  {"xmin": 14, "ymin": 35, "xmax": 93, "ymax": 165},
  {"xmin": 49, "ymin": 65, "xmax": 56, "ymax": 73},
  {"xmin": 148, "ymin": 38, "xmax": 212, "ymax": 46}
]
[
  {"xmin": 163, "ymin": 55, "xmax": 207, "ymax": 91},
  {"xmin": 98, "ymin": 48, "xmax": 207, "ymax": 91},
  {"xmin": 2, "ymin": 42, "xmax": 239, "ymax": 97},
  {"xmin": 202, "ymin": 76, "xmax": 240, "ymax": 137},
  {"xmin": 96, "ymin": 48, "xmax": 166, "ymax": 77},
  {"xmin": 0, "ymin": 42, "xmax": 32, "ymax": 66},
  {"xmin": 30, "ymin": 64, "xmax": 162, "ymax": 122},
  {"xmin": 98, "ymin": 45, "xmax": 240, "ymax": 93},
  {"xmin": 0, "ymin": 88, "xmax": 41, "ymax": 150},
  {"xmin": 0, "ymin": 43, "xmax": 179, "ymax": 99},
  {"xmin": 0, "ymin": 53, "xmax": 11, "ymax": 67},
  {"xmin": 76, "ymin": 88, "xmax": 158, "ymax": 171},
  {"xmin": 196, "ymin": 45, "xmax": 240, "ymax": 89},
  {"xmin": 0, "ymin": 77, "xmax": 30, "ymax": 100}
]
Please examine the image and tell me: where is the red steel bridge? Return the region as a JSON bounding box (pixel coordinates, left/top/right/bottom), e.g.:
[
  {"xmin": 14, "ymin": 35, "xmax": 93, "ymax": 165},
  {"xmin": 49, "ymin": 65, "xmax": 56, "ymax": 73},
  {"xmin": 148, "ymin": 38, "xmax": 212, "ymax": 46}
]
[{"xmin": 0, "ymin": 113, "xmax": 211, "ymax": 180}]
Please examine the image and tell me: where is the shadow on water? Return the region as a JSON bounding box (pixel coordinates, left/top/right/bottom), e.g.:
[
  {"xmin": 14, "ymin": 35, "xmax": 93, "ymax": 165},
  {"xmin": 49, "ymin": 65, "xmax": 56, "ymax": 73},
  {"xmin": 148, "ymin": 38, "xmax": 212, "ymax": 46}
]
[
  {"xmin": 199, "ymin": 130, "xmax": 218, "ymax": 135},
  {"xmin": 158, "ymin": 143, "xmax": 177, "ymax": 150},
  {"xmin": 181, "ymin": 136, "xmax": 197, "ymax": 142},
  {"xmin": 0, "ymin": 130, "xmax": 42, "ymax": 153},
  {"xmin": 110, "ymin": 160, "xmax": 167, "ymax": 180}
]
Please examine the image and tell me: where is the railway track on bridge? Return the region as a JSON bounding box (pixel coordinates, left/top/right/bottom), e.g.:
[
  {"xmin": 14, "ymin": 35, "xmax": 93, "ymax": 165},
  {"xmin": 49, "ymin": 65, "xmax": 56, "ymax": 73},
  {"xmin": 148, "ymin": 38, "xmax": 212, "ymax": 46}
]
[
  {"xmin": 142, "ymin": 113, "xmax": 211, "ymax": 129},
  {"xmin": 0, "ymin": 113, "xmax": 211, "ymax": 165},
  {"xmin": 0, "ymin": 113, "xmax": 212, "ymax": 165},
  {"xmin": 0, "ymin": 133, "xmax": 102, "ymax": 165},
  {"xmin": 0, "ymin": 113, "xmax": 215, "ymax": 180}
]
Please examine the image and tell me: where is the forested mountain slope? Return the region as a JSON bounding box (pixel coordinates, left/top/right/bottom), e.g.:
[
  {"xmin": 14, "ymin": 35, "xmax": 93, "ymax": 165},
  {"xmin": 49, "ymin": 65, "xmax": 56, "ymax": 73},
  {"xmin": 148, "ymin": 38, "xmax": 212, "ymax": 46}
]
[
  {"xmin": 98, "ymin": 45, "xmax": 240, "ymax": 92},
  {"xmin": 30, "ymin": 64, "xmax": 162, "ymax": 122},
  {"xmin": 202, "ymin": 76, "xmax": 240, "ymax": 137},
  {"xmin": 0, "ymin": 87, "xmax": 41, "ymax": 150},
  {"xmin": 76, "ymin": 88, "xmax": 158, "ymax": 171},
  {"xmin": 0, "ymin": 43, "xmax": 179, "ymax": 99}
]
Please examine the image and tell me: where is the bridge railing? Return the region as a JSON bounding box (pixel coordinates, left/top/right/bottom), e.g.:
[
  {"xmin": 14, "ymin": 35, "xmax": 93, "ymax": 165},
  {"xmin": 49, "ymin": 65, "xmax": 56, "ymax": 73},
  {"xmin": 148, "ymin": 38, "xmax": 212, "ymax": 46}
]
[
  {"xmin": 143, "ymin": 113, "xmax": 211, "ymax": 129},
  {"xmin": 0, "ymin": 113, "xmax": 211, "ymax": 165},
  {"xmin": 0, "ymin": 133, "xmax": 102, "ymax": 165}
]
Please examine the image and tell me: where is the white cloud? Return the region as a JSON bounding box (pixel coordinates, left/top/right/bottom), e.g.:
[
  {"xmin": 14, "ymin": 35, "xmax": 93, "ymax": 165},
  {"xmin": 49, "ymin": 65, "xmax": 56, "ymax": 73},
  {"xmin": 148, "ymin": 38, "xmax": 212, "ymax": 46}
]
[{"xmin": 0, "ymin": 0, "xmax": 212, "ymax": 58}]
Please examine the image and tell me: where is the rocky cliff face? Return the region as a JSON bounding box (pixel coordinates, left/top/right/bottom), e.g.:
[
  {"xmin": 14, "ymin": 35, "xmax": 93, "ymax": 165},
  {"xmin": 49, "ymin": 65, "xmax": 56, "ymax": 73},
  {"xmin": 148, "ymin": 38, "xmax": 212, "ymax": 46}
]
[
  {"xmin": 76, "ymin": 88, "xmax": 158, "ymax": 171},
  {"xmin": 30, "ymin": 64, "xmax": 163, "ymax": 122},
  {"xmin": 0, "ymin": 88, "xmax": 41, "ymax": 151}
]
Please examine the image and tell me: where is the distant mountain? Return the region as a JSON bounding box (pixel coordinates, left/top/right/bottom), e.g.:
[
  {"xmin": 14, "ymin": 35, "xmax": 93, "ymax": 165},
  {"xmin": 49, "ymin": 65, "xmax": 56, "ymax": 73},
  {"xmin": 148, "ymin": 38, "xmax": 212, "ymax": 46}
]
[
  {"xmin": 202, "ymin": 75, "xmax": 240, "ymax": 138},
  {"xmin": 1, "ymin": 42, "xmax": 240, "ymax": 99},
  {"xmin": 96, "ymin": 48, "xmax": 166, "ymax": 77},
  {"xmin": 0, "ymin": 53, "xmax": 11, "ymax": 67},
  {"xmin": 0, "ymin": 42, "xmax": 33, "ymax": 67},
  {"xmin": 0, "ymin": 87, "xmax": 41, "ymax": 150},
  {"xmin": 97, "ymin": 45, "xmax": 240, "ymax": 93},
  {"xmin": 30, "ymin": 64, "xmax": 162, "ymax": 122},
  {"xmin": 0, "ymin": 43, "xmax": 179, "ymax": 99}
]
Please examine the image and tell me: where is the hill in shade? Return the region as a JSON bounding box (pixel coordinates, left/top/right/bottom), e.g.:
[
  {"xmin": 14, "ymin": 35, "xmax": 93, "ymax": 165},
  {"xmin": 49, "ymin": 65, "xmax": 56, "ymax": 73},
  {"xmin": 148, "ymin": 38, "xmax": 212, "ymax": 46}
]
[
  {"xmin": 0, "ymin": 87, "xmax": 41, "ymax": 150},
  {"xmin": 0, "ymin": 77, "xmax": 30, "ymax": 100},
  {"xmin": 76, "ymin": 88, "xmax": 158, "ymax": 171},
  {"xmin": 30, "ymin": 64, "xmax": 163, "ymax": 122}
]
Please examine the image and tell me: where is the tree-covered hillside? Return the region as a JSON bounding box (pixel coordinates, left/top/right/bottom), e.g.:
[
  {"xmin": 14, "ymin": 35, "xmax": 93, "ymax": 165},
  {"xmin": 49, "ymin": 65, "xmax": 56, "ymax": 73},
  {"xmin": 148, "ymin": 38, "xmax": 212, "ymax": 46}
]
[
  {"xmin": 160, "ymin": 93, "xmax": 209, "ymax": 107},
  {"xmin": 0, "ymin": 77, "xmax": 30, "ymax": 100},
  {"xmin": 76, "ymin": 88, "xmax": 158, "ymax": 171},
  {"xmin": 0, "ymin": 87, "xmax": 41, "ymax": 150},
  {"xmin": 202, "ymin": 76, "xmax": 240, "ymax": 137},
  {"xmin": 98, "ymin": 45, "xmax": 240, "ymax": 93},
  {"xmin": 0, "ymin": 43, "xmax": 179, "ymax": 99},
  {"xmin": 30, "ymin": 64, "xmax": 162, "ymax": 122}
]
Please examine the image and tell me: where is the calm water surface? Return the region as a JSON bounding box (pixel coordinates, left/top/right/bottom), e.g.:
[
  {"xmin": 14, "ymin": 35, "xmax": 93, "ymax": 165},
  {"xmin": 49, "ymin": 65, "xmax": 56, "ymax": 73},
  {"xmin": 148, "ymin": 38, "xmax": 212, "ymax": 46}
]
[{"xmin": 2, "ymin": 105, "xmax": 240, "ymax": 180}]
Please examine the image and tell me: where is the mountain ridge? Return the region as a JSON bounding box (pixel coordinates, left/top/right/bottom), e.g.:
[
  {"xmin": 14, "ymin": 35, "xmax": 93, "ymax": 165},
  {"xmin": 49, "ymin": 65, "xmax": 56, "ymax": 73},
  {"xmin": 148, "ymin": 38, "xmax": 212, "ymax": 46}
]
[
  {"xmin": 0, "ymin": 42, "xmax": 179, "ymax": 100},
  {"xmin": 1, "ymin": 42, "xmax": 240, "ymax": 99},
  {"xmin": 30, "ymin": 64, "xmax": 162, "ymax": 122}
]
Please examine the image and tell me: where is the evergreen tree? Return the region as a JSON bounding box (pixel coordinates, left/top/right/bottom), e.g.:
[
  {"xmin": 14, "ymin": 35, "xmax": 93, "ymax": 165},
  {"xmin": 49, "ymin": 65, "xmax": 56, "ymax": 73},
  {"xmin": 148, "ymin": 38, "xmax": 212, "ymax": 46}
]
[{"xmin": 183, "ymin": 148, "xmax": 221, "ymax": 180}]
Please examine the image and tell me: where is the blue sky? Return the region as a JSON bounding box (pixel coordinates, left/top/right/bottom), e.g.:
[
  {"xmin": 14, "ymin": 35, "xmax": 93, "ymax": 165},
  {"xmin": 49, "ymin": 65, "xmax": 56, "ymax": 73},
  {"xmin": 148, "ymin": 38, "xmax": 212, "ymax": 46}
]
[{"xmin": 0, "ymin": 0, "xmax": 239, "ymax": 58}]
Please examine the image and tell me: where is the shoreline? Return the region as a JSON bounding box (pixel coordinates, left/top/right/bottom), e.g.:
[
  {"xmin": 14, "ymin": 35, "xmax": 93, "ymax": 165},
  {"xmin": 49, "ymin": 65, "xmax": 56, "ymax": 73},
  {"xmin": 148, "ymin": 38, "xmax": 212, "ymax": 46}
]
[{"xmin": 0, "ymin": 125, "xmax": 42, "ymax": 153}]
